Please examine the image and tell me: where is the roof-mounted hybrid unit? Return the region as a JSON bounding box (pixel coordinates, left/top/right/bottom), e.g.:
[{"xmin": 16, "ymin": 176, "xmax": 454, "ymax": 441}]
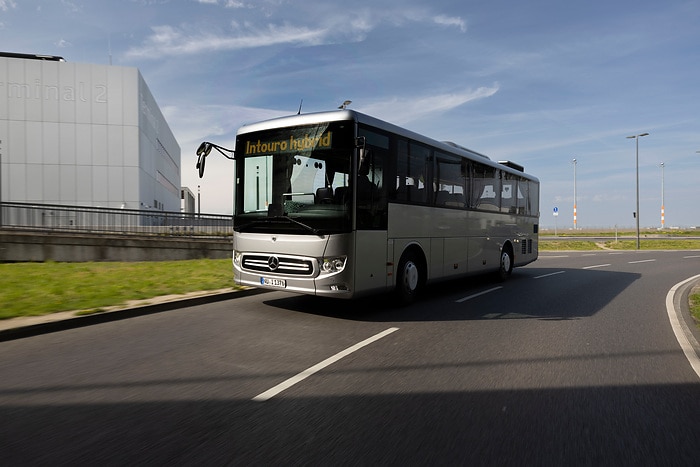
[{"xmin": 498, "ymin": 160, "xmax": 524, "ymax": 172}]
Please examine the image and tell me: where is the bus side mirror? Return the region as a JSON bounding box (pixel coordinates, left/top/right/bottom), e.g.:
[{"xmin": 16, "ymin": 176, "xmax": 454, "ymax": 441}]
[
  {"xmin": 356, "ymin": 136, "xmax": 370, "ymax": 176},
  {"xmin": 196, "ymin": 154, "xmax": 206, "ymax": 178},
  {"xmin": 196, "ymin": 142, "xmax": 212, "ymax": 178}
]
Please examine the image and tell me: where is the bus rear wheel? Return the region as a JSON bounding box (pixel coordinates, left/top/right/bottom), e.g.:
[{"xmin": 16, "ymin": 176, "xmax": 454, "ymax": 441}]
[
  {"xmin": 396, "ymin": 252, "xmax": 421, "ymax": 304},
  {"xmin": 498, "ymin": 244, "xmax": 513, "ymax": 281}
]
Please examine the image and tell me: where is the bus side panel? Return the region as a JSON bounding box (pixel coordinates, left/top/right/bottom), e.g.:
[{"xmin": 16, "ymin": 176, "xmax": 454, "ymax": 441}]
[
  {"xmin": 444, "ymin": 237, "xmax": 469, "ymax": 278},
  {"xmin": 430, "ymin": 238, "xmax": 444, "ymax": 280},
  {"xmin": 353, "ymin": 230, "xmax": 389, "ymax": 297},
  {"xmin": 467, "ymin": 235, "xmax": 499, "ymax": 274},
  {"xmin": 387, "ymin": 203, "xmax": 432, "ymax": 282},
  {"xmin": 465, "ymin": 211, "xmax": 502, "ymax": 274}
]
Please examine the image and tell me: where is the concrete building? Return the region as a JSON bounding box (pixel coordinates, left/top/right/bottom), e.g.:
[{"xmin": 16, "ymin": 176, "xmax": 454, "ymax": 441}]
[
  {"xmin": 0, "ymin": 52, "xmax": 181, "ymax": 212},
  {"xmin": 181, "ymin": 187, "xmax": 196, "ymax": 214}
]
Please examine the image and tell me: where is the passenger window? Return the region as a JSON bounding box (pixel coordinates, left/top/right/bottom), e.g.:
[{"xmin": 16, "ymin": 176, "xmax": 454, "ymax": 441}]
[
  {"xmin": 357, "ymin": 127, "xmax": 388, "ymax": 229},
  {"xmin": 472, "ymin": 164, "xmax": 500, "ymax": 211},
  {"xmin": 434, "ymin": 152, "xmax": 467, "ymax": 208},
  {"xmin": 395, "ymin": 139, "xmax": 430, "ymax": 204},
  {"xmin": 501, "ymin": 173, "xmax": 517, "ymax": 214}
]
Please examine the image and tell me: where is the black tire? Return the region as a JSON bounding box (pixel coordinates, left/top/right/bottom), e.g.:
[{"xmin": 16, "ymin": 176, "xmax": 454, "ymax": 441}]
[
  {"xmin": 498, "ymin": 244, "xmax": 513, "ymax": 281},
  {"xmin": 396, "ymin": 251, "xmax": 421, "ymax": 304}
]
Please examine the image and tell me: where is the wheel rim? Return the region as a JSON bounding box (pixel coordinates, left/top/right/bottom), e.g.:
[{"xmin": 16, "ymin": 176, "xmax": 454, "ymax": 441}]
[
  {"xmin": 501, "ymin": 251, "xmax": 512, "ymax": 273},
  {"xmin": 403, "ymin": 261, "xmax": 419, "ymax": 293}
]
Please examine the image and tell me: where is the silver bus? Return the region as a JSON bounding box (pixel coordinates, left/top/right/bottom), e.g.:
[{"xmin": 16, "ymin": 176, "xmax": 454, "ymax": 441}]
[{"xmin": 197, "ymin": 110, "xmax": 539, "ymax": 303}]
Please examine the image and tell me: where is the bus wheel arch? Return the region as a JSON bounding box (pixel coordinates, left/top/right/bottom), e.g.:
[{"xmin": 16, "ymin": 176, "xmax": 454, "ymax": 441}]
[
  {"xmin": 395, "ymin": 245, "xmax": 426, "ymax": 304},
  {"xmin": 498, "ymin": 242, "xmax": 514, "ymax": 281}
]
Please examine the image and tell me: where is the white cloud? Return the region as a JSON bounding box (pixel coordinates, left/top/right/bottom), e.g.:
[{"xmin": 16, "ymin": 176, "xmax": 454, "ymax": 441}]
[
  {"xmin": 125, "ymin": 23, "xmax": 336, "ymax": 58},
  {"xmin": 161, "ymin": 103, "xmax": 286, "ymax": 147},
  {"xmin": 358, "ymin": 85, "xmax": 500, "ymax": 125},
  {"xmin": 433, "ymin": 15, "xmax": 466, "ymax": 32},
  {"xmin": 60, "ymin": 0, "xmax": 81, "ymax": 13},
  {"xmin": 125, "ymin": 6, "xmax": 471, "ymax": 59},
  {"xmin": 0, "ymin": 0, "xmax": 16, "ymax": 12}
]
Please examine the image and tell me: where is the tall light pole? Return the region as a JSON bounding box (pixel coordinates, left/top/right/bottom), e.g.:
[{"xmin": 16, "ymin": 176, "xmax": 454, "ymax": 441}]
[
  {"xmin": 571, "ymin": 158, "xmax": 577, "ymax": 230},
  {"xmin": 626, "ymin": 132, "xmax": 649, "ymax": 250},
  {"xmin": 0, "ymin": 138, "xmax": 3, "ymax": 228},
  {"xmin": 659, "ymin": 162, "xmax": 665, "ymax": 230}
]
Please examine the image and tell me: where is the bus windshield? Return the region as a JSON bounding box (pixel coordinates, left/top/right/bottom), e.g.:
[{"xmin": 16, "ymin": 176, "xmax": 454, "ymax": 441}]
[{"xmin": 234, "ymin": 121, "xmax": 355, "ymax": 235}]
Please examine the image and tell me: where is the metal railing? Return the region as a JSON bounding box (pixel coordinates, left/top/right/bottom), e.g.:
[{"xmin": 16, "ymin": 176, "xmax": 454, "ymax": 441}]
[{"xmin": 0, "ymin": 202, "xmax": 233, "ymax": 238}]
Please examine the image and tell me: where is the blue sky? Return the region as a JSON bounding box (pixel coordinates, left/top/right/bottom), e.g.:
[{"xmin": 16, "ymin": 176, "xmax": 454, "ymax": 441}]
[{"xmin": 2, "ymin": 0, "xmax": 699, "ymax": 229}]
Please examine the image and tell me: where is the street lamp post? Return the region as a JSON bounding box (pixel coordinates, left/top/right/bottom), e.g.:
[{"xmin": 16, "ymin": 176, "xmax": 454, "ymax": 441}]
[
  {"xmin": 659, "ymin": 162, "xmax": 665, "ymax": 230},
  {"xmin": 571, "ymin": 158, "xmax": 577, "ymax": 230},
  {"xmin": 0, "ymin": 139, "xmax": 3, "ymax": 228},
  {"xmin": 626, "ymin": 133, "xmax": 649, "ymax": 250}
]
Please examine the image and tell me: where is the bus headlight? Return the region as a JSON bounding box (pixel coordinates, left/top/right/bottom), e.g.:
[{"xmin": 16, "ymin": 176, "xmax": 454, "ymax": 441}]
[
  {"xmin": 321, "ymin": 256, "xmax": 346, "ymax": 274},
  {"xmin": 233, "ymin": 250, "xmax": 242, "ymax": 267}
]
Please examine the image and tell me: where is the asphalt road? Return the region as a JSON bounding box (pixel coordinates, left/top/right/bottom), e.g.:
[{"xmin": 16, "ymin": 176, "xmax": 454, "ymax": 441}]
[{"xmin": 1, "ymin": 250, "xmax": 699, "ymax": 465}]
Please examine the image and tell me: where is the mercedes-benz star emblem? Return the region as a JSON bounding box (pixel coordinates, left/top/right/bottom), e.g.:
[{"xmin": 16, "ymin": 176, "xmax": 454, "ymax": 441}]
[{"xmin": 268, "ymin": 256, "xmax": 279, "ymax": 271}]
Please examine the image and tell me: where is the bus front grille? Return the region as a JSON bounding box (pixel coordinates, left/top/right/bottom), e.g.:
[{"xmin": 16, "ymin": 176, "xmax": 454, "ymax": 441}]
[{"xmin": 242, "ymin": 254, "xmax": 314, "ymax": 276}]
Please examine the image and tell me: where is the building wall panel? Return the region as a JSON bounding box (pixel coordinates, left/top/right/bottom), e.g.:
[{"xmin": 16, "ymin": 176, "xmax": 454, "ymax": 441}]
[
  {"xmin": 0, "ymin": 55, "xmax": 180, "ymax": 213},
  {"xmin": 42, "ymin": 61, "xmax": 60, "ymax": 123}
]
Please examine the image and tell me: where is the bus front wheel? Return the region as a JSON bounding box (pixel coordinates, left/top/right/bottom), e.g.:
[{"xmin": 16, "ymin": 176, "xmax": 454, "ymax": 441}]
[
  {"xmin": 396, "ymin": 252, "xmax": 421, "ymax": 304},
  {"xmin": 498, "ymin": 244, "xmax": 513, "ymax": 281}
]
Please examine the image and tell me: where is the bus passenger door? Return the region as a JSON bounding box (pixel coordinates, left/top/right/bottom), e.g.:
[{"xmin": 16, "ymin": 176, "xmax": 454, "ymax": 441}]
[
  {"xmin": 354, "ymin": 231, "xmax": 389, "ymax": 294},
  {"xmin": 354, "ymin": 127, "xmax": 391, "ymax": 296}
]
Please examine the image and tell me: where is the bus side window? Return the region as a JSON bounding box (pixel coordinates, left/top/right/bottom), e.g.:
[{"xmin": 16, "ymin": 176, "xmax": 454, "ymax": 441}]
[
  {"xmin": 528, "ymin": 180, "xmax": 540, "ymax": 217},
  {"xmin": 434, "ymin": 152, "xmax": 466, "ymax": 208},
  {"xmin": 357, "ymin": 127, "xmax": 389, "ymax": 229},
  {"xmin": 472, "ymin": 164, "xmax": 500, "ymax": 211},
  {"xmin": 501, "ymin": 173, "xmax": 517, "ymax": 214}
]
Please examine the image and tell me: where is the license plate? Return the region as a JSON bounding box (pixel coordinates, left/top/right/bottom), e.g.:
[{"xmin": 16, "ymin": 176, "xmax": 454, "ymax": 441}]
[{"xmin": 261, "ymin": 277, "xmax": 286, "ymax": 288}]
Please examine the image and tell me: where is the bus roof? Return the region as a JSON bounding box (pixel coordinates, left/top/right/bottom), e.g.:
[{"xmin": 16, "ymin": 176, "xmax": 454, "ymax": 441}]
[
  {"xmin": 236, "ymin": 109, "xmax": 537, "ymax": 180},
  {"xmin": 0, "ymin": 52, "xmax": 65, "ymax": 61}
]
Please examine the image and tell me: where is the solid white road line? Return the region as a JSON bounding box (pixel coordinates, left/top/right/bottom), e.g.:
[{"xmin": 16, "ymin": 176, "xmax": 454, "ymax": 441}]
[
  {"xmin": 456, "ymin": 286, "xmax": 503, "ymax": 303},
  {"xmin": 534, "ymin": 271, "xmax": 566, "ymax": 279},
  {"xmin": 252, "ymin": 327, "xmax": 400, "ymax": 402},
  {"xmin": 665, "ymin": 275, "xmax": 700, "ymax": 380}
]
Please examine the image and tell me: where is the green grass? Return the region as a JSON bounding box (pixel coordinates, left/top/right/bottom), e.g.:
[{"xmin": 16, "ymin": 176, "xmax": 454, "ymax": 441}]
[
  {"xmin": 0, "ymin": 259, "xmax": 236, "ymax": 320},
  {"xmin": 541, "ymin": 237, "xmax": 700, "ymax": 251},
  {"xmin": 690, "ymin": 288, "xmax": 700, "ymax": 328},
  {"xmin": 550, "ymin": 229, "xmax": 699, "ymax": 238},
  {"xmin": 539, "ymin": 241, "xmax": 601, "ymax": 251},
  {"xmin": 602, "ymin": 239, "xmax": 700, "ymax": 250}
]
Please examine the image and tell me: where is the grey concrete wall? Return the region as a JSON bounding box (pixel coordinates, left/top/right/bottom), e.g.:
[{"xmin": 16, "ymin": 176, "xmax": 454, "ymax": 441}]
[{"xmin": 0, "ymin": 231, "xmax": 232, "ymax": 262}]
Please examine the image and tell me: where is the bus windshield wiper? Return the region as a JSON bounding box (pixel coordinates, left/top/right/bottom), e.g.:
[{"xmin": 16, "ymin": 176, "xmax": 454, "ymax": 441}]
[
  {"xmin": 237, "ymin": 216, "xmax": 323, "ymax": 237},
  {"xmin": 271, "ymin": 215, "xmax": 323, "ymax": 236}
]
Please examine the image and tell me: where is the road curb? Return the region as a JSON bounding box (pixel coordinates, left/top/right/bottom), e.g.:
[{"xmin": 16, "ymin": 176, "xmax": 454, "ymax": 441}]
[
  {"xmin": 677, "ymin": 278, "xmax": 700, "ymax": 353},
  {"xmin": 0, "ymin": 287, "xmax": 267, "ymax": 342}
]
